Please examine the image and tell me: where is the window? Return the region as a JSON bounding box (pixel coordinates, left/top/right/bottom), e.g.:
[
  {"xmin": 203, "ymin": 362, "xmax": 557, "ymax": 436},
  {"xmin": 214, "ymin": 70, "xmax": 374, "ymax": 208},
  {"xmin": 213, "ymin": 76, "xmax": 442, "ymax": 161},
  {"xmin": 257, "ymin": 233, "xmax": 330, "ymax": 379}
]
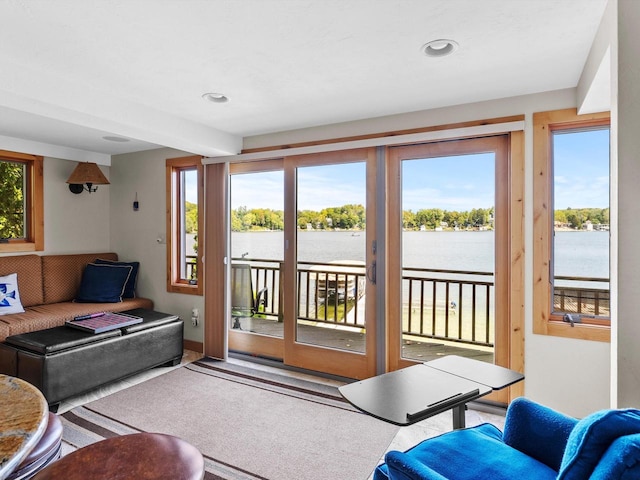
[
  {"xmin": 166, "ymin": 155, "xmax": 203, "ymax": 295},
  {"xmin": 0, "ymin": 150, "xmax": 44, "ymax": 252},
  {"xmin": 533, "ymin": 108, "xmax": 610, "ymax": 341}
]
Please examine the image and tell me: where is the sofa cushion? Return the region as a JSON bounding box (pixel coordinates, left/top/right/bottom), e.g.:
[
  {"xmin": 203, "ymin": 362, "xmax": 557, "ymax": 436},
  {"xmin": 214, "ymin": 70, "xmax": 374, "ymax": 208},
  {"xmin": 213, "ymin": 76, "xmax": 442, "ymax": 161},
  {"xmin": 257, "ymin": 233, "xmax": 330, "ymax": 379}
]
[
  {"xmin": 559, "ymin": 408, "xmax": 640, "ymax": 479},
  {"xmin": 374, "ymin": 423, "xmax": 557, "ymax": 480},
  {"xmin": 0, "ymin": 298, "xmax": 153, "ymax": 340},
  {"xmin": 42, "ymin": 253, "xmax": 117, "ymax": 304},
  {"xmin": 0, "ymin": 254, "xmax": 43, "ymax": 307},
  {"xmin": 94, "ymin": 258, "xmax": 139, "ymax": 298},
  {"xmin": 0, "ymin": 273, "xmax": 25, "ymax": 315},
  {"xmin": 75, "ymin": 263, "xmax": 132, "ymax": 303}
]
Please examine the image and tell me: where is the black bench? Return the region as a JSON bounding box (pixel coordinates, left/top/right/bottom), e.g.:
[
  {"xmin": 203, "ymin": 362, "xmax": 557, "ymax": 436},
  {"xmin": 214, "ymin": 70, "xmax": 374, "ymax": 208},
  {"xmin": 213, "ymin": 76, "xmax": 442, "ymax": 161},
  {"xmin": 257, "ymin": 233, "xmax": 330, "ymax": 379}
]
[{"xmin": 0, "ymin": 308, "xmax": 183, "ymax": 411}]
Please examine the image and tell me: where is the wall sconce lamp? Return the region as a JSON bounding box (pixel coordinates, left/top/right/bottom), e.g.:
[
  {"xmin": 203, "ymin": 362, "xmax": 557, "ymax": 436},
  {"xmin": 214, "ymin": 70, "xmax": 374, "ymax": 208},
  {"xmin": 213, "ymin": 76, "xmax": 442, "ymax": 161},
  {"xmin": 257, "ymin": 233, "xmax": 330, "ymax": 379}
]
[{"xmin": 66, "ymin": 162, "xmax": 110, "ymax": 194}]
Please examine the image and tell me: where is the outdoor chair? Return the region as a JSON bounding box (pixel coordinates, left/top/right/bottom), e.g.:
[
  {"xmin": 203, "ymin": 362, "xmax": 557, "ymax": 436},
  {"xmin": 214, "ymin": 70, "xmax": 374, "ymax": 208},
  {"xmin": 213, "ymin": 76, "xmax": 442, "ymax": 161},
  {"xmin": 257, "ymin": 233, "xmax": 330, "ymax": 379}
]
[
  {"xmin": 374, "ymin": 397, "xmax": 640, "ymax": 480},
  {"xmin": 231, "ymin": 263, "xmax": 268, "ymax": 329}
]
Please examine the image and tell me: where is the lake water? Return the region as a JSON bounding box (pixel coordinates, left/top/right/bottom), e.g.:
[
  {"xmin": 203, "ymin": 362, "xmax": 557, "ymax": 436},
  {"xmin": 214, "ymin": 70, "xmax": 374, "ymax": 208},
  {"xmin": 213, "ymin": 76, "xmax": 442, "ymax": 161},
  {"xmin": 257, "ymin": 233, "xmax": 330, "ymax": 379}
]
[{"xmin": 232, "ymin": 230, "xmax": 609, "ymax": 279}]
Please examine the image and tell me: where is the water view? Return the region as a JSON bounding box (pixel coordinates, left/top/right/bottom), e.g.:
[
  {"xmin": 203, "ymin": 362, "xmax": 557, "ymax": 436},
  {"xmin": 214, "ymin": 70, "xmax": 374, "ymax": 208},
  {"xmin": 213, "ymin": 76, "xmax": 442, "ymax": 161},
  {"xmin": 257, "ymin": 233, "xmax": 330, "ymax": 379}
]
[{"xmin": 232, "ymin": 230, "xmax": 609, "ymax": 278}]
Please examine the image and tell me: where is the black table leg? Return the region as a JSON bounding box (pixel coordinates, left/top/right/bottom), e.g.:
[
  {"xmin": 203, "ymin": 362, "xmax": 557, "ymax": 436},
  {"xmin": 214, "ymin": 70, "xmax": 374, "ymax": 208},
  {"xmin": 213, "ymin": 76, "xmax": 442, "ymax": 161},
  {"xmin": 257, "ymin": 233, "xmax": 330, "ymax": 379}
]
[{"xmin": 452, "ymin": 403, "xmax": 466, "ymax": 429}]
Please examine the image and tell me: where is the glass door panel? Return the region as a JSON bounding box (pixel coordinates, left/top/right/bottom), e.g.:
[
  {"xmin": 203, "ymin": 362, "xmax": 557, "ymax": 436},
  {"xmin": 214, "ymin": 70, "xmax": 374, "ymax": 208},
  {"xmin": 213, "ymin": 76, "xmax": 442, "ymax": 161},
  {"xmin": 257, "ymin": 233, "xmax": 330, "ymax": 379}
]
[
  {"xmin": 295, "ymin": 162, "xmax": 367, "ymax": 352},
  {"xmin": 388, "ymin": 136, "xmax": 510, "ymax": 385},
  {"xmin": 228, "ymin": 163, "xmax": 285, "ymax": 359},
  {"xmin": 283, "ymin": 148, "xmax": 377, "ymax": 379},
  {"xmin": 401, "ymin": 153, "xmax": 495, "ymax": 363}
]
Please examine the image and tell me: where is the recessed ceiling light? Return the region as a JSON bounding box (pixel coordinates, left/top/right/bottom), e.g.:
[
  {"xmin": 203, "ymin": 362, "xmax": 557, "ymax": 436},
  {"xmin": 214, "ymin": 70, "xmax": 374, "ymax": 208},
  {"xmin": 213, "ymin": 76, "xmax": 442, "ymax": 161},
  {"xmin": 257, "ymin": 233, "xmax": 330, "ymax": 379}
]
[
  {"xmin": 422, "ymin": 39, "xmax": 459, "ymax": 57},
  {"xmin": 202, "ymin": 92, "xmax": 229, "ymax": 103},
  {"xmin": 102, "ymin": 135, "xmax": 130, "ymax": 142}
]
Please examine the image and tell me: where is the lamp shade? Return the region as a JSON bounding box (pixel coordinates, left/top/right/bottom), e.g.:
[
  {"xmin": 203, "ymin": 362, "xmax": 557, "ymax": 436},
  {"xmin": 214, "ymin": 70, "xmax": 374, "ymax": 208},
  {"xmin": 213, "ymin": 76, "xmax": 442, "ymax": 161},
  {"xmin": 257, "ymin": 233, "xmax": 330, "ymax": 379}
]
[{"xmin": 66, "ymin": 162, "xmax": 110, "ymax": 185}]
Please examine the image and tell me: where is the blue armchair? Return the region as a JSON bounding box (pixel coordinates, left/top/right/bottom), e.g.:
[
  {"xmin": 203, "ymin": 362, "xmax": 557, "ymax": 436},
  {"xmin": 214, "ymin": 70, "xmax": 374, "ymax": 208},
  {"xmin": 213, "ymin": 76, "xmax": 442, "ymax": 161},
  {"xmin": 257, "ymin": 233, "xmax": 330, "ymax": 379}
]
[{"xmin": 374, "ymin": 397, "xmax": 640, "ymax": 480}]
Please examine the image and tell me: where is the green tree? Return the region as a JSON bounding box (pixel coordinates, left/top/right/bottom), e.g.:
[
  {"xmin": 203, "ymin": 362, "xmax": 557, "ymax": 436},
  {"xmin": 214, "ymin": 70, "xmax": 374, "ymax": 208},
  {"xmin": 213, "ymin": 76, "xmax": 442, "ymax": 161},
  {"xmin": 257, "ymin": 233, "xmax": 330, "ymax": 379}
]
[
  {"xmin": 403, "ymin": 210, "xmax": 416, "ymax": 230},
  {"xmin": 0, "ymin": 161, "xmax": 25, "ymax": 239},
  {"xmin": 184, "ymin": 201, "xmax": 198, "ymax": 233}
]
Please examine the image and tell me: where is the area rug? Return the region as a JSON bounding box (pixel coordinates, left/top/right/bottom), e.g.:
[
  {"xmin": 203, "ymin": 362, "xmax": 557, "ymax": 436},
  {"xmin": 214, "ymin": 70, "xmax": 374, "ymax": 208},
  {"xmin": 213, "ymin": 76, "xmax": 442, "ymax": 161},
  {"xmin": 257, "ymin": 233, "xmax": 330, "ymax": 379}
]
[{"xmin": 61, "ymin": 360, "xmax": 399, "ymax": 480}]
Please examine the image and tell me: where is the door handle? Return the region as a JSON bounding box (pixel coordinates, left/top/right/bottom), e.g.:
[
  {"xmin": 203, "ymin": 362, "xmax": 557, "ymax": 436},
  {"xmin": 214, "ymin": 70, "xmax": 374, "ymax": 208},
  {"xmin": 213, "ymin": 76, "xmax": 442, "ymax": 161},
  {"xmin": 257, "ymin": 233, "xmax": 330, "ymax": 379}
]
[{"xmin": 367, "ymin": 261, "xmax": 376, "ymax": 285}]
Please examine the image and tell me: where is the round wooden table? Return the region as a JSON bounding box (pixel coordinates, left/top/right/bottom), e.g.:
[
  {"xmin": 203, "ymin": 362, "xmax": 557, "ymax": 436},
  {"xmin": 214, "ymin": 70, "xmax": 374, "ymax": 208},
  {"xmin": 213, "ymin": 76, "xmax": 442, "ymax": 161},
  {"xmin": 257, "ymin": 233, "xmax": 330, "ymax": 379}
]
[
  {"xmin": 0, "ymin": 374, "xmax": 48, "ymax": 480},
  {"xmin": 32, "ymin": 433, "xmax": 204, "ymax": 480}
]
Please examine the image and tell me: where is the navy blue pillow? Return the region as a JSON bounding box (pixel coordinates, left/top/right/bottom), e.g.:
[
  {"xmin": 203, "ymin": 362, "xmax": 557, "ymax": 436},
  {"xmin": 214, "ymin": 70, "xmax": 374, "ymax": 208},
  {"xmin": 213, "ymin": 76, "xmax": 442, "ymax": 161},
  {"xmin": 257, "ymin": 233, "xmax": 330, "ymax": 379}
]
[
  {"xmin": 94, "ymin": 258, "xmax": 139, "ymax": 298},
  {"xmin": 75, "ymin": 263, "xmax": 133, "ymax": 303}
]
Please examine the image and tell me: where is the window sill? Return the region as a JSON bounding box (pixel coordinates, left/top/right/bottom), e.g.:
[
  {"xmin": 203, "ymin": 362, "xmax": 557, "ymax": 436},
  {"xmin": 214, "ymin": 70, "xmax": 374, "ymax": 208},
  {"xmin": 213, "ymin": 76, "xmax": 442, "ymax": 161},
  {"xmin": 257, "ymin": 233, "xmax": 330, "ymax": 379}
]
[
  {"xmin": 167, "ymin": 282, "xmax": 202, "ymax": 296},
  {"xmin": 534, "ymin": 319, "xmax": 610, "ymax": 343},
  {"xmin": 0, "ymin": 241, "xmax": 38, "ymax": 253}
]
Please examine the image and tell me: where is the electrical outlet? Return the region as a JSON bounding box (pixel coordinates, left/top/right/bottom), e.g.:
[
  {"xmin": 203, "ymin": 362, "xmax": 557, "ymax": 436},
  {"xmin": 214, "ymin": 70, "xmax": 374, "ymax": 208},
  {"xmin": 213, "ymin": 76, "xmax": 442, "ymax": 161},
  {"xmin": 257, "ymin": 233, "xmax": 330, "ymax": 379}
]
[{"xmin": 191, "ymin": 308, "xmax": 199, "ymax": 327}]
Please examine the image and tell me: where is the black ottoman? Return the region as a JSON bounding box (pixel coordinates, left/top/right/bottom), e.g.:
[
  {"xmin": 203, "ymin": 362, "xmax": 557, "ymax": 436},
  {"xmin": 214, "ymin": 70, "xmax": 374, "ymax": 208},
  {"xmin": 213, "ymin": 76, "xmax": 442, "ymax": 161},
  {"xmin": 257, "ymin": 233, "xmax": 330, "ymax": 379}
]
[{"xmin": 0, "ymin": 309, "xmax": 183, "ymax": 411}]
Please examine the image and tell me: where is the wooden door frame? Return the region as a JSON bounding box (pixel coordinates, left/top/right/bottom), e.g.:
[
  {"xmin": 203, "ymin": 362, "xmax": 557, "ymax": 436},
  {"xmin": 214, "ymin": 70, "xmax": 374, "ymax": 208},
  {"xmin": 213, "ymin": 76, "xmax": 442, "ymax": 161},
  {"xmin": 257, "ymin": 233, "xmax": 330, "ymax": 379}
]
[
  {"xmin": 283, "ymin": 148, "xmax": 378, "ymax": 379},
  {"xmin": 227, "ymin": 159, "xmax": 285, "ymax": 360},
  {"xmin": 386, "ymin": 134, "xmax": 524, "ymax": 401}
]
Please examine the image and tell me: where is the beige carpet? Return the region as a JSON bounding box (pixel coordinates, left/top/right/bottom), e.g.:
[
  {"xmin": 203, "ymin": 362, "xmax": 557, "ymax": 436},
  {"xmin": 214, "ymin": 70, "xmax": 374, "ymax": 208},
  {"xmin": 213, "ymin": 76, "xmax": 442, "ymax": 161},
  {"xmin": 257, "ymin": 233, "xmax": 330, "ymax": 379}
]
[{"xmin": 62, "ymin": 360, "xmax": 399, "ymax": 480}]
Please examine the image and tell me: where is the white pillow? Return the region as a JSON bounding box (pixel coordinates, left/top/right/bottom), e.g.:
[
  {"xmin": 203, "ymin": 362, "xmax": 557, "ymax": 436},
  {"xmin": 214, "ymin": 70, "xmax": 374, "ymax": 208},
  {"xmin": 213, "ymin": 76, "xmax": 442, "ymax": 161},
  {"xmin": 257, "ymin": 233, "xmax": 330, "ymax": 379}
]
[{"xmin": 0, "ymin": 273, "xmax": 25, "ymax": 315}]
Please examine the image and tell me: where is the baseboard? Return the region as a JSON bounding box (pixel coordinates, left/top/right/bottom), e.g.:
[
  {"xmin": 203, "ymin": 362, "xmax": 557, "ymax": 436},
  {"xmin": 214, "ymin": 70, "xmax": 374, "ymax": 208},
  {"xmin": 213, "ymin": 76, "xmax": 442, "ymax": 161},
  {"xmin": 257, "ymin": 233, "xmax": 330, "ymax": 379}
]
[
  {"xmin": 183, "ymin": 339, "xmax": 203, "ymax": 353},
  {"xmin": 228, "ymin": 351, "xmax": 354, "ymax": 384}
]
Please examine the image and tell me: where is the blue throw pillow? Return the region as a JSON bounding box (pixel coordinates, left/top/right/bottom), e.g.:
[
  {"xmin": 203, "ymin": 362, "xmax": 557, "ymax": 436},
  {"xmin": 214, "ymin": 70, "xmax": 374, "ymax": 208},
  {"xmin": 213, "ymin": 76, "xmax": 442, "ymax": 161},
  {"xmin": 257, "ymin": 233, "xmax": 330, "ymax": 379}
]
[
  {"xmin": 94, "ymin": 258, "xmax": 139, "ymax": 298},
  {"xmin": 75, "ymin": 263, "xmax": 133, "ymax": 303},
  {"xmin": 559, "ymin": 408, "xmax": 640, "ymax": 479}
]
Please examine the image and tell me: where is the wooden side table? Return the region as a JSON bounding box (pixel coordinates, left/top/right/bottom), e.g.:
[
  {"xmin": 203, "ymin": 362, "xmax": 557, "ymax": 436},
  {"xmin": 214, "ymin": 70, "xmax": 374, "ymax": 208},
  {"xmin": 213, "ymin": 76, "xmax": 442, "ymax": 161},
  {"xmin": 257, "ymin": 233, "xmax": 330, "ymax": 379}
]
[
  {"xmin": 0, "ymin": 374, "xmax": 48, "ymax": 480},
  {"xmin": 32, "ymin": 433, "xmax": 204, "ymax": 480}
]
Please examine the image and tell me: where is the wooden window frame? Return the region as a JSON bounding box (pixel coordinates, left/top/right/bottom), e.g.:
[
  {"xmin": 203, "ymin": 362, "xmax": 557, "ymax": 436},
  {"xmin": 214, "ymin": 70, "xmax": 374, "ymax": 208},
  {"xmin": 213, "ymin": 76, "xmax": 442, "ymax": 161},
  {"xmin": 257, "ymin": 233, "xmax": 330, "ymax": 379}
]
[
  {"xmin": 533, "ymin": 108, "xmax": 610, "ymax": 342},
  {"xmin": 166, "ymin": 155, "xmax": 203, "ymax": 295},
  {"xmin": 0, "ymin": 150, "xmax": 44, "ymax": 253}
]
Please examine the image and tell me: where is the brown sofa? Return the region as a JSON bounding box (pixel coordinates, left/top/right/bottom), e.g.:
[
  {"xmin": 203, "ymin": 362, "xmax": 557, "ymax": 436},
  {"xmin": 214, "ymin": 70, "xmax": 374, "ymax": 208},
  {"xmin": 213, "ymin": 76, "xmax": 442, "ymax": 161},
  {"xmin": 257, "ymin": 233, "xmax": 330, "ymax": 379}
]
[{"xmin": 0, "ymin": 252, "xmax": 152, "ymax": 341}]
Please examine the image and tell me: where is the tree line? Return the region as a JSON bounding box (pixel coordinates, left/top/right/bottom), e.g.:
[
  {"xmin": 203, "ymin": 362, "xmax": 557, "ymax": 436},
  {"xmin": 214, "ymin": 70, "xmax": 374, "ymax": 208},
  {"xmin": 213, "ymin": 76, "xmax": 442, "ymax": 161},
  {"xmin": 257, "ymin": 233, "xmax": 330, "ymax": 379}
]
[
  {"xmin": 554, "ymin": 207, "xmax": 609, "ymax": 229},
  {"xmin": 230, "ymin": 205, "xmax": 496, "ymax": 231}
]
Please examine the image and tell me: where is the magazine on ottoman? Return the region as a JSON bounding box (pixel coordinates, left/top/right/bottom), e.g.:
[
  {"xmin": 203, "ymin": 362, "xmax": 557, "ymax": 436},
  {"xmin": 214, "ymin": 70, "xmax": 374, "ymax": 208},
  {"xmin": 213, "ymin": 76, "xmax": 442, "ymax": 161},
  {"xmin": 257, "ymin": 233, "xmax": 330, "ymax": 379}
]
[{"xmin": 65, "ymin": 312, "xmax": 143, "ymax": 334}]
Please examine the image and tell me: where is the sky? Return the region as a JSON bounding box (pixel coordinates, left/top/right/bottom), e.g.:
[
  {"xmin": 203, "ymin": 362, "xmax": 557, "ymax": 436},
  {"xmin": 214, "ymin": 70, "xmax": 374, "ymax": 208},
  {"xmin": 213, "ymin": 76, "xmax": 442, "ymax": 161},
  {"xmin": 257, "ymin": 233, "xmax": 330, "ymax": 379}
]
[
  {"xmin": 209, "ymin": 128, "xmax": 610, "ymax": 212},
  {"xmin": 553, "ymin": 127, "xmax": 610, "ymax": 210}
]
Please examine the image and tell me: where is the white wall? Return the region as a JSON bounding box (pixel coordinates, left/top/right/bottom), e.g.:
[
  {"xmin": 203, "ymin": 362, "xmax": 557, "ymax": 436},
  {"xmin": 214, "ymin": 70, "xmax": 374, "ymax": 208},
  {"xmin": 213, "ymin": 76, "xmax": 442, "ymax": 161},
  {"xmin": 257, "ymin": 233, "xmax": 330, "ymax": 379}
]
[
  {"xmin": 109, "ymin": 148, "xmax": 204, "ymax": 344},
  {"xmin": 616, "ymin": 0, "xmax": 640, "ymax": 408},
  {"xmin": 43, "ymin": 157, "xmax": 112, "ymax": 254},
  {"xmin": 0, "ymin": 155, "xmax": 111, "ymax": 256},
  {"xmin": 244, "ymin": 89, "xmax": 612, "ymax": 417}
]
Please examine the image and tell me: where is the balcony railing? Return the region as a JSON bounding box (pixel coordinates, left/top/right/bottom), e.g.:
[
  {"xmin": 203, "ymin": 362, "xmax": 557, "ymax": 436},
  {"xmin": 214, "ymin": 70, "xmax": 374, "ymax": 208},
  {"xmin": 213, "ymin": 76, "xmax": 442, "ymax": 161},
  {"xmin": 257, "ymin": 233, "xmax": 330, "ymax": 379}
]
[
  {"xmin": 553, "ymin": 275, "xmax": 610, "ymax": 317},
  {"xmin": 403, "ymin": 267, "xmax": 494, "ymax": 347},
  {"xmin": 207, "ymin": 258, "xmax": 610, "ymax": 348}
]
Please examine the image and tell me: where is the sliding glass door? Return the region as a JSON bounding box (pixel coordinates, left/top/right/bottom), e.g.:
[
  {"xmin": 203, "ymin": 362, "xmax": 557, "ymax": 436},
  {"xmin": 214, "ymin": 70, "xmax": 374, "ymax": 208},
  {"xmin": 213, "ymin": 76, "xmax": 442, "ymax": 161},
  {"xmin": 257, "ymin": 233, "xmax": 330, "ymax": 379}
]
[
  {"xmin": 228, "ymin": 149, "xmax": 378, "ymax": 379},
  {"xmin": 387, "ymin": 136, "xmax": 512, "ymax": 401},
  {"xmin": 283, "ymin": 148, "xmax": 377, "ymax": 379}
]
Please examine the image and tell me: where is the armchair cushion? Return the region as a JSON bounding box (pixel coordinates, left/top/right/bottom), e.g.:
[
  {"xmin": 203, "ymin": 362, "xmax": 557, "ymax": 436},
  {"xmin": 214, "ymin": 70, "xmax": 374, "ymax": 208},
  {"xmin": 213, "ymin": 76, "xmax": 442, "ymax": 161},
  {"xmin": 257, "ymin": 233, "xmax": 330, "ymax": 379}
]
[
  {"xmin": 590, "ymin": 433, "xmax": 640, "ymax": 480},
  {"xmin": 559, "ymin": 408, "xmax": 640, "ymax": 479},
  {"xmin": 503, "ymin": 396, "xmax": 577, "ymax": 471},
  {"xmin": 375, "ymin": 423, "xmax": 556, "ymax": 480},
  {"xmin": 384, "ymin": 451, "xmax": 448, "ymax": 480}
]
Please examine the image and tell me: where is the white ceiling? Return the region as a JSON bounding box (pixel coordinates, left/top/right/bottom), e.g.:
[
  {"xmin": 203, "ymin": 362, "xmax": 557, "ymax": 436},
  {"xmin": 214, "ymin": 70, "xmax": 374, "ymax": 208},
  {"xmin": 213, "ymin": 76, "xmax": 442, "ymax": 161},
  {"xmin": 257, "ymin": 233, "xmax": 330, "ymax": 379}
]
[{"xmin": 0, "ymin": 0, "xmax": 608, "ymax": 160}]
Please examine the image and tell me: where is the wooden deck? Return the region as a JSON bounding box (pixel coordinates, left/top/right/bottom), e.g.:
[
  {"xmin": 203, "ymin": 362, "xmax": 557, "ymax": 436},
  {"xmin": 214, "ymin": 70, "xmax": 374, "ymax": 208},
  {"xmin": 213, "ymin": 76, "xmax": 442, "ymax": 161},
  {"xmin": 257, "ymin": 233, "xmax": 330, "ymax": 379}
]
[{"xmin": 231, "ymin": 316, "xmax": 494, "ymax": 364}]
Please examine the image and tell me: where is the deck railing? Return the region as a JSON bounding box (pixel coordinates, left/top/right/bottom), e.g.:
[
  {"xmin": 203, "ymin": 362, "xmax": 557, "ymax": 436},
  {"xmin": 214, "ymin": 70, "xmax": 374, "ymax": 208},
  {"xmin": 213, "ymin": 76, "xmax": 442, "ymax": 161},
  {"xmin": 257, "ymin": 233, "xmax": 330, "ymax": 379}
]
[
  {"xmin": 218, "ymin": 258, "xmax": 610, "ymax": 348},
  {"xmin": 403, "ymin": 267, "xmax": 494, "ymax": 347},
  {"xmin": 553, "ymin": 275, "xmax": 610, "ymax": 317}
]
